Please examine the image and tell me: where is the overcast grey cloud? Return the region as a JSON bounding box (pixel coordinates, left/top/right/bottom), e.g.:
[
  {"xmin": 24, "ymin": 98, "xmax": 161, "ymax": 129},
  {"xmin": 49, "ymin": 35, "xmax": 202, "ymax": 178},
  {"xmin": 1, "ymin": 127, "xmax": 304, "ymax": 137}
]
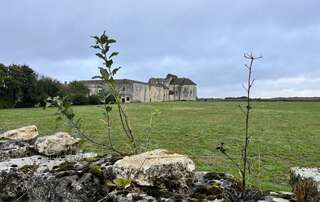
[{"xmin": 1, "ymin": 0, "xmax": 320, "ymax": 97}]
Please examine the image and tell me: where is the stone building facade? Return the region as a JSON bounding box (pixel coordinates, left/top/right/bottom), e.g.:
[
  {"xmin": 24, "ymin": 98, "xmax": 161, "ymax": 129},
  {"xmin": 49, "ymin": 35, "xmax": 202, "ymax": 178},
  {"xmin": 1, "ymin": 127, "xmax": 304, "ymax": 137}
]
[{"xmin": 81, "ymin": 74, "xmax": 197, "ymax": 103}]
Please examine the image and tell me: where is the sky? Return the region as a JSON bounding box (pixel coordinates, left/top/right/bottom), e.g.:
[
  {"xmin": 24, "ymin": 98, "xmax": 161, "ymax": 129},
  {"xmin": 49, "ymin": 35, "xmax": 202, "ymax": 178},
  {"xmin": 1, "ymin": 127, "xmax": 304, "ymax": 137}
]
[{"xmin": 1, "ymin": 0, "xmax": 320, "ymax": 98}]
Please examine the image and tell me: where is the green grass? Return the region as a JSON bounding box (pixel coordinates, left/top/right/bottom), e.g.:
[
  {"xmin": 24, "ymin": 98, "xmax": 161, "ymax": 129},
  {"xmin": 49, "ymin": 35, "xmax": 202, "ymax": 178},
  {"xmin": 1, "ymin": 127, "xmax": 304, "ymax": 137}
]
[{"xmin": 0, "ymin": 101, "xmax": 319, "ymax": 191}]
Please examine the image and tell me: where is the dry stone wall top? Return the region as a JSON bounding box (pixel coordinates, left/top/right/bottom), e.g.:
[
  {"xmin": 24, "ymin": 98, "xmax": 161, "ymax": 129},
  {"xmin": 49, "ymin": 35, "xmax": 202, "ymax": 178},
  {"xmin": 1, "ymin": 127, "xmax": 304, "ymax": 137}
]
[
  {"xmin": 34, "ymin": 132, "xmax": 80, "ymax": 156},
  {"xmin": 113, "ymin": 149, "xmax": 195, "ymax": 189},
  {"xmin": 0, "ymin": 125, "xmax": 38, "ymax": 141}
]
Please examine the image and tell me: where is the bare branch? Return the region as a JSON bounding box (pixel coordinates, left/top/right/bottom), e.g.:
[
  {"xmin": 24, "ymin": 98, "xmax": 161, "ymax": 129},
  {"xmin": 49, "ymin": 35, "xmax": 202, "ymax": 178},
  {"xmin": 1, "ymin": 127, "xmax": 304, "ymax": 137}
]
[
  {"xmin": 250, "ymin": 79, "xmax": 255, "ymax": 87},
  {"xmin": 244, "ymin": 53, "xmax": 251, "ymax": 59},
  {"xmin": 242, "ymin": 83, "xmax": 248, "ymax": 92}
]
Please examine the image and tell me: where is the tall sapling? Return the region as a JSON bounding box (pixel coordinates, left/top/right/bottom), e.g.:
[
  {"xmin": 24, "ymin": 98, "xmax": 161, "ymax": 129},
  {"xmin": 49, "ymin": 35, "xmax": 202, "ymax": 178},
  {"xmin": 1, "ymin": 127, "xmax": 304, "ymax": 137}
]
[{"xmin": 216, "ymin": 53, "xmax": 262, "ymax": 198}]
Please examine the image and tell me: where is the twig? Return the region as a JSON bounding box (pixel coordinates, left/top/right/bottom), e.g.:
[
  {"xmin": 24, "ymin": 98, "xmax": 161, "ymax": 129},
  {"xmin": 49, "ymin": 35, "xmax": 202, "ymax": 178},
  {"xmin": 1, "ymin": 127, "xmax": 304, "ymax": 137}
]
[{"xmin": 97, "ymin": 193, "xmax": 111, "ymax": 202}]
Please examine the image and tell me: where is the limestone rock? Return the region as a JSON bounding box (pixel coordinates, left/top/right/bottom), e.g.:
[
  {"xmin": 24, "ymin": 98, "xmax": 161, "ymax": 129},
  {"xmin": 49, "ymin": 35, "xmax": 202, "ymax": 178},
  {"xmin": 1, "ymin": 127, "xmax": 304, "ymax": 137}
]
[
  {"xmin": 0, "ymin": 140, "xmax": 35, "ymax": 161},
  {"xmin": 290, "ymin": 167, "xmax": 320, "ymax": 201},
  {"xmin": 108, "ymin": 190, "xmax": 172, "ymax": 202},
  {"xmin": 113, "ymin": 149, "xmax": 195, "ymax": 190},
  {"xmin": 0, "ymin": 168, "xmax": 32, "ymax": 201},
  {"xmin": 27, "ymin": 172, "xmax": 107, "ymax": 202},
  {"xmin": 0, "ymin": 152, "xmax": 103, "ymax": 202},
  {"xmin": 0, "ymin": 125, "xmax": 38, "ymax": 141},
  {"xmin": 193, "ymin": 171, "xmax": 262, "ymax": 201},
  {"xmin": 259, "ymin": 195, "xmax": 291, "ymax": 202},
  {"xmin": 0, "ymin": 152, "xmax": 97, "ymax": 173},
  {"xmin": 35, "ymin": 132, "xmax": 80, "ymax": 156}
]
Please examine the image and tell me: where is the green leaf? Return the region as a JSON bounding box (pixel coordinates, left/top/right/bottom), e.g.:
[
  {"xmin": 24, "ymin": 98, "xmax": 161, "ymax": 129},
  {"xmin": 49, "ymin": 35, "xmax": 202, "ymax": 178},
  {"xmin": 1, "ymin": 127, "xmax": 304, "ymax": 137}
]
[
  {"xmin": 100, "ymin": 34, "xmax": 108, "ymax": 44},
  {"xmin": 106, "ymin": 59, "xmax": 113, "ymax": 67},
  {"xmin": 104, "ymin": 45, "xmax": 110, "ymax": 53},
  {"xmin": 112, "ymin": 67, "xmax": 121, "ymax": 75},
  {"xmin": 91, "ymin": 36, "xmax": 100, "ymax": 44},
  {"xmin": 105, "ymin": 106, "xmax": 112, "ymax": 112},
  {"xmin": 100, "ymin": 68, "xmax": 110, "ymax": 80},
  {"xmin": 108, "ymin": 39, "xmax": 116, "ymax": 44},
  {"xmin": 91, "ymin": 45, "xmax": 100, "ymax": 49},
  {"xmin": 109, "ymin": 52, "xmax": 119, "ymax": 58},
  {"xmin": 96, "ymin": 53, "xmax": 105, "ymax": 60}
]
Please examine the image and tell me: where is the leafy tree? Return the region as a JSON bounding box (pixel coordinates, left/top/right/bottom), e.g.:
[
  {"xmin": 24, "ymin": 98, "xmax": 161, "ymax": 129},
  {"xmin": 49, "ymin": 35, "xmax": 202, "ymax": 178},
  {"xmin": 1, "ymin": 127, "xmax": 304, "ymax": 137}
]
[
  {"xmin": 67, "ymin": 81, "xmax": 90, "ymax": 97},
  {"xmin": 0, "ymin": 64, "xmax": 67, "ymax": 108},
  {"xmin": 0, "ymin": 64, "xmax": 11, "ymax": 108},
  {"xmin": 0, "ymin": 64, "xmax": 96, "ymax": 108},
  {"xmin": 37, "ymin": 76, "xmax": 63, "ymax": 106},
  {"xmin": 0, "ymin": 64, "xmax": 38, "ymax": 108},
  {"xmin": 72, "ymin": 94, "xmax": 89, "ymax": 105},
  {"xmin": 65, "ymin": 81, "xmax": 90, "ymax": 105},
  {"xmin": 0, "ymin": 64, "xmax": 6, "ymax": 87},
  {"xmin": 10, "ymin": 65, "xmax": 38, "ymax": 108}
]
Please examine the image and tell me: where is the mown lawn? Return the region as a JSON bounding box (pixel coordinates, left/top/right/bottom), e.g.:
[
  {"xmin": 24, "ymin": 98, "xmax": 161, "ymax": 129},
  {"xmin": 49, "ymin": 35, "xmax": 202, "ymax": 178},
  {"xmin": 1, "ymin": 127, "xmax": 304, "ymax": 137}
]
[{"xmin": 0, "ymin": 101, "xmax": 319, "ymax": 191}]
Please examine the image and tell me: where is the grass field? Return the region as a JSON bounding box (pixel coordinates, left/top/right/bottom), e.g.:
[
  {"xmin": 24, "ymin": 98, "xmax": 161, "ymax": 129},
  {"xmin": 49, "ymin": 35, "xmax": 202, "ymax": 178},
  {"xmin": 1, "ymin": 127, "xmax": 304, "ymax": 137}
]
[{"xmin": 0, "ymin": 101, "xmax": 319, "ymax": 191}]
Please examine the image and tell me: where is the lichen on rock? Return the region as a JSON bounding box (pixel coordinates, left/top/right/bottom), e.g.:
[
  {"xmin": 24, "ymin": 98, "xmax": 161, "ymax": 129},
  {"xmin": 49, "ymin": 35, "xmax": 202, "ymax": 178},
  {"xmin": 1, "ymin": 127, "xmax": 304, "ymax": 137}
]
[
  {"xmin": 0, "ymin": 125, "xmax": 38, "ymax": 141},
  {"xmin": 34, "ymin": 132, "xmax": 80, "ymax": 156},
  {"xmin": 113, "ymin": 149, "xmax": 195, "ymax": 191}
]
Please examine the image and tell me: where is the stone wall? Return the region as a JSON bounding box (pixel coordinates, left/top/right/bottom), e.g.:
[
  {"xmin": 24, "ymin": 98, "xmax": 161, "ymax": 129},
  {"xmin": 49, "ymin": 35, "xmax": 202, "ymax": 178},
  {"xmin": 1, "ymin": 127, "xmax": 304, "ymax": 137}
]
[
  {"xmin": 149, "ymin": 85, "xmax": 166, "ymax": 102},
  {"xmin": 118, "ymin": 83, "xmax": 133, "ymax": 103},
  {"xmin": 0, "ymin": 125, "xmax": 309, "ymax": 202},
  {"xmin": 179, "ymin": 85, "xmax": 197, "ymax": 101},
  {"xmin": 132, "ymin": 83, "xmax": 149, "ymax": 102}
]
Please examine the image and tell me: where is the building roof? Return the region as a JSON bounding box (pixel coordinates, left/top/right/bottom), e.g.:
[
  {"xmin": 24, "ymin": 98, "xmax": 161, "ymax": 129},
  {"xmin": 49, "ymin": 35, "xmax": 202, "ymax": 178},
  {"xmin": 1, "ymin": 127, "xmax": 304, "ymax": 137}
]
[
  {"xmin": 148, "ymin": 78, "xmax": 165, "ymax": 84},
  {"xmin": 80, "ymin": 79, "xmax": 148, "ymax": 85},
  {"xmin": 170, "ymin": 77, "xmax": 196, "ymax": 85},
  {"xmin": 80, "ymin": 74, "xmax": 196, "ymax": 87},
  {"xmin": 116, "ymin": 79, "xmax": 148, "ymax": 85}
]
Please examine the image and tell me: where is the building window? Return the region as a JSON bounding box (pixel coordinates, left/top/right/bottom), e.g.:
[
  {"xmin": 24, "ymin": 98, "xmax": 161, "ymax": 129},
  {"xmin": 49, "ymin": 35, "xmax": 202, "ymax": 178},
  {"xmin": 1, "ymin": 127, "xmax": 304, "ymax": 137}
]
[
  {"xmin": 126, "ymin": 97, "xmax": 130, "ymax": 101},
  {"xmin": 122, "ymin": 86, "xmax": 125, "ymax": 91},
  {"xmin": 121, "ymin": 98, "xmax": 125, "ymax": 103}
]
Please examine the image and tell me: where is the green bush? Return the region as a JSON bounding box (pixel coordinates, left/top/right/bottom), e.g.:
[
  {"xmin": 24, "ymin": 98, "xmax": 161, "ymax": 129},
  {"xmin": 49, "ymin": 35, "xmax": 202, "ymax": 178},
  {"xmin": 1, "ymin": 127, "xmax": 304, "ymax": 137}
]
[
  {"xmin": 72, "ymin": 94, "xmax": 89, "ymax": 105},
  {"xmin": 89, "ymin": 95, "xmax": 101, "ymax": 105},
  {"xmin": 0, "ymin": 98, "xmax": 14, "ymax": 108}
]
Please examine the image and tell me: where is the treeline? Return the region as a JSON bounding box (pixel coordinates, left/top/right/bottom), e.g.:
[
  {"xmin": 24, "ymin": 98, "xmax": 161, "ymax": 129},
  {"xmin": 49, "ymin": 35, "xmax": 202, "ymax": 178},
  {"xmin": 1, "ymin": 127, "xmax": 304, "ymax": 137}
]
[
  {"xmin": 0, "ymin": 64, "xmax": 102, "ymax": 109},
  {"xmin": 198, "ymin": 97, "xmax": 320, "ymax": 102}
]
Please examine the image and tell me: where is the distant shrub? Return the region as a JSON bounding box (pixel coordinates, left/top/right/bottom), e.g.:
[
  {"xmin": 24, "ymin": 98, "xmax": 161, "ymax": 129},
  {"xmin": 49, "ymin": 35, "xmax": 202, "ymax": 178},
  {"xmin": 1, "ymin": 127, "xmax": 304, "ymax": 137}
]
[
  {"xmin": 72, "ymin": 94, "xmax": 89, "ymax": 105},
  {"xmin": 0, "ymin": 98, "xmax": 13, "ymax": 108},
  {"xmin": 130, "ymin": 100, "xmax": 141, "ymax": 103},
  {"xmin": 89, "ymin": 95, "xmax": 101, "ymax": 105}
]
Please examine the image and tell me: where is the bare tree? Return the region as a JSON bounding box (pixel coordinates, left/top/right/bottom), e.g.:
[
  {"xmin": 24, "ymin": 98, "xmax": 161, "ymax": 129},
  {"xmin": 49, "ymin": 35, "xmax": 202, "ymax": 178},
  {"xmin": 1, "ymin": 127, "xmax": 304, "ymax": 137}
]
[
  {"xmin": 242, "ymin": 53, "xmax": 262, "ymax": 193},
  {"xmin": 217, "ymin": 53, "xmax": 262, "ymax": 199}
]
